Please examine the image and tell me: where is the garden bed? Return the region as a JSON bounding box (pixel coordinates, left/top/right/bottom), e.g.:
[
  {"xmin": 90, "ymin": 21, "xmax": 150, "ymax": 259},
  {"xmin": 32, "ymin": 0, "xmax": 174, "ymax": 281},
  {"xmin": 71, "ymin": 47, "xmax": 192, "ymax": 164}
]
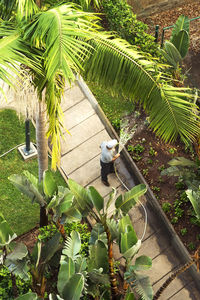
[{"xmin": 124, "ymin": 111, "xmax": 200, "ymax": 255}]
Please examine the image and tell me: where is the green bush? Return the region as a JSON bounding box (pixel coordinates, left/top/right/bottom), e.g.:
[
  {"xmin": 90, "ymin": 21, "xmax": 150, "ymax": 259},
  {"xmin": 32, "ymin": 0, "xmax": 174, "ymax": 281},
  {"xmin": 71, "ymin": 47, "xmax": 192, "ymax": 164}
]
[
  {"xmin": 101, "ymin": 0, "xmax": 160, "ymax": 56},
  {"xmin": 0, "ymin": 265, "xmax": 31, "ymax": 299},
  {"xmin": 162, "ymin": 202, "xmax": 172, "ymax": 213},
  {"xmin": 38, "ymin": 222, "xmax": 91, "ymax": 256}
]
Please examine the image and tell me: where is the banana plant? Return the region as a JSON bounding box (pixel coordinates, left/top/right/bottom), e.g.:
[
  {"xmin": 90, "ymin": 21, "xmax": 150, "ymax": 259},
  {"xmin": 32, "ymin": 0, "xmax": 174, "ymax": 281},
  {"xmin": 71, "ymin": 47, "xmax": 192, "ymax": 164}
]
[
  {"xmin": 0, "ymin": 214, "xmax": 62, "ymax": 298},
  {"xmin": 170, "ymin": 15, "xmax": 190, "ymax": 59},
  {"xmin": 161, "ymin": 15, "xmax": 190, "ymax": 81},
  {"xmin": 67, "ymin": 179, "xmax": 153, "ymax": 299},
  {"xmin": 9, "ymin": 170, "xmax": 83, "ymax": 229}
]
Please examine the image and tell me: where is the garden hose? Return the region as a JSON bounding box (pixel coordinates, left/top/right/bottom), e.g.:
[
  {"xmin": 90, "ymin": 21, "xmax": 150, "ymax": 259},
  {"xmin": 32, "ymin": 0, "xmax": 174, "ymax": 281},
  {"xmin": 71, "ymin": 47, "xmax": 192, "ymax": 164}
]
[
  {"xmin": 114, "ymin": 158, "xmax": 148, "ymax": 242},
  {"xmin": 0, "ymin": 143, "xmax": 24, "ymax": 158}
]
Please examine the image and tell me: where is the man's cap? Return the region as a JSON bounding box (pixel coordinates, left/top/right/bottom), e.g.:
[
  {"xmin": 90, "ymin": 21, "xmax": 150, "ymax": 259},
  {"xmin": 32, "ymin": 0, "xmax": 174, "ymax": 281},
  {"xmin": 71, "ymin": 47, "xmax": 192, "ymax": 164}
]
[{"xmin": 106, "ymin": 139, "xmax": 118, "ymax": 149}]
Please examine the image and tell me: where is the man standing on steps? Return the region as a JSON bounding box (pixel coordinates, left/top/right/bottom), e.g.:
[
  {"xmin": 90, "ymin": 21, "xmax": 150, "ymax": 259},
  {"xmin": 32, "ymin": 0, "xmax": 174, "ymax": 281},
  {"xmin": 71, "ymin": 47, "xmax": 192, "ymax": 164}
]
[{"xmin": 100, "ymin": 139, "xmax": 120, "ymax": 186}]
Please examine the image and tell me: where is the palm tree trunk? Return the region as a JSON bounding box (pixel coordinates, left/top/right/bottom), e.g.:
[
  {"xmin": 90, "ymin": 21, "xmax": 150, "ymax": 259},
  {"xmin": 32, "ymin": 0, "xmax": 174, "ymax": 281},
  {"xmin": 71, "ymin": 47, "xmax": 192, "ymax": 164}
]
[
  {"xmin": 36, "ymin": 101, "xmax": 48, "ymax": 182},
  {"xmin": 153, "ymin": 260, "xmax": 194, "ymax": 300},
  {"xmin": 36, "ymin": 101, "xmax": 48, "ymax": 227}
]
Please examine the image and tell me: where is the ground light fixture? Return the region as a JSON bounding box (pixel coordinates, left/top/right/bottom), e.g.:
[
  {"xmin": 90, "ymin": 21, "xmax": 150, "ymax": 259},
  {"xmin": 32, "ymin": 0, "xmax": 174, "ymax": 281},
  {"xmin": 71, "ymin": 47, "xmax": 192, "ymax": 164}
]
[{"xmin": 18, "ymin": 118, "xmax": 37, "ymax": 160}]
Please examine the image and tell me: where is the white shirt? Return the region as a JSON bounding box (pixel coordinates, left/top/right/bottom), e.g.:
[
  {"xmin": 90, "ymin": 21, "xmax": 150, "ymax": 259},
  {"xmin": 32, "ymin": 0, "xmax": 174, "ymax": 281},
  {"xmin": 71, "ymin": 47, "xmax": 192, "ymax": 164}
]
[{"xmin": 100, "ymin": 142, "xmax": 114, "ymax": 163}]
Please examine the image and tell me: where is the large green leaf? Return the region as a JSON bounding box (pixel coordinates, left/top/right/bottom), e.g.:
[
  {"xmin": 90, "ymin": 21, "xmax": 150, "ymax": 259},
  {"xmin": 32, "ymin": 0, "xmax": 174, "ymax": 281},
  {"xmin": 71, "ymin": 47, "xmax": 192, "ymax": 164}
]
[
  {"xmin": 133, "ymin": 255, "xmax": 152, "ymax": 271},
  {"xmin": 186, "ymin": 189, "xmax": 200, "ymax": 219},
  {"xmin": 68, "ymin": 179, "xmax": 93, "ymax": 216},
  {"xmin": 43, "ymin": 170, "xmax": 58, "ymax": 198},
  {"xmin": 62, "ymin": 206, "xmax": 82, "ymax": 221},
  {"xmin": 9, "ymin": 173, "xmax": 46, "ymax": 206},
  {"xmin": 0, "ymin": 213, "xmax": 17, "ymax": 246},
  {"xmin": 162, "ymin": 41, "xmax": 182, "ymax": 68},
  {"xmin": 171, "ymin": 15, "xmax": 190, "ymax": 39},
  {"xmin": 57, "ymin": 257, "xmax": 75, "ymax": 296},
  {"xmin": 115, "ymin": 184, "xmax": 147, "ymax": 214},
  {"xmin": 88, "ymin": 186, "xmax": 104, "ymax": 213},
  {"xmin": 16, "ymin": 293, "xmax": 39, "ymax": 300},
  {"xmin": 62, "ymin": 231, "xmax": 81, "ymax": 260},
  {"xmin": 41, "ymin": 232, "xmax": 61, "ymax": 263},
  {"xmin": 62, "ymin": 273, "xmax": 84, "ymax": 300},
  {"xmin": 168, "ymin": 157, "xmax": 196, "ymax": 167},
  {"xmin": 107, "ymin": 219, "xmax": 118, "ymax": 241},
  {"xmin": 120, "ymin": 225, "xmax": 138, "ymax": 254},
  {"xmin": 172, "ymin": 30, "xmax": 189, "ymax": 59},
  {"xmin": 6, "ymin": 242, "xmax": 28, "ymax": 260},
  {"xmin": 123, "ymin": 239, "xmax": 141, "ymax": 261},
  {"xmin": 5, "ymin": 257, "xmax": 30, "ymax": 281},
  {"xmin": 90, "ymin": 223, "xmax": 107, "ymax": 246},
  {"xmin": 89, "ymin": 240, "xmax": 109, "ymax": 273},
  {"xmin": 118, "ymin": 215, "xmax": 133, "ymax": 235},
  {"xmin": 58, "ymin": 193, "xmax": 74, "ymax": 213}
]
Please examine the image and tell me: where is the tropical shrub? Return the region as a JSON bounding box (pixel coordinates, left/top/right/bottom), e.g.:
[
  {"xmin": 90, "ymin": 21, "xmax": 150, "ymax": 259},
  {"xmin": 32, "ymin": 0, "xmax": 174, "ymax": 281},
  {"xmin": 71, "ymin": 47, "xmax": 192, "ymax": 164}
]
[
  {"xmin": 0, "ymin": 265, "xmax": 31, "ymax": 299},
  {"xmin": 101, "ymin": 0, "xmax": 160, "ymax": 56},
  {"xmin": 38, "ymin": 222, "xmax": 91, "ymax": 256},
  {"xmin": 161, "ymin": 15, "xmax": 190, "ymax": 78},
  {"xmin": 3, "ymin": 171, "xmax": 153, "ymax": 299},
  {"xmin": 162, "ymin": 157, "xmax": 200, "ymax": 224}
]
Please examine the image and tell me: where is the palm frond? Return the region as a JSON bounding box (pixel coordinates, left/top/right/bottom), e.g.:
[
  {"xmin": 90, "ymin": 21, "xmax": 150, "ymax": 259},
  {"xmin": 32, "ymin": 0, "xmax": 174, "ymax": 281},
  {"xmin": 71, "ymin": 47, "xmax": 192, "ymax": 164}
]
[
  {"xmin": 0, "ymin": 0, "xmax": 16, "ymax": 20},
  {"xmin": 24, "ymin": 4, "xmax": 100, "ymax": 83},
  {"xmin": 16, "ymin": 0, "xmax": 39, "ymax": 21},
  {"xmin": 83, "ymin": 36, "xmax": 200, "ymax": 144},
  {"xmin": 0, "ymin": 26, "xmax": 41, "ymax": 99}
]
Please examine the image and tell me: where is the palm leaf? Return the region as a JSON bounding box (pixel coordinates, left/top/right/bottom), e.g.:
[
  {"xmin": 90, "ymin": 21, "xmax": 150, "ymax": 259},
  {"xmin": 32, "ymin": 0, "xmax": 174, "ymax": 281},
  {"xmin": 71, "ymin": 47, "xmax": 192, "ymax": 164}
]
[
  {"xmin": 83, "ymin": 36, "xmax": 200, "ymax": 144},
  {"xmin": 23, "ymin": 4, "xmax": 99, "ymax": 83},
  {"xmin": 16, "ymin": 0, "xmax": 39, "ymax": 21}
]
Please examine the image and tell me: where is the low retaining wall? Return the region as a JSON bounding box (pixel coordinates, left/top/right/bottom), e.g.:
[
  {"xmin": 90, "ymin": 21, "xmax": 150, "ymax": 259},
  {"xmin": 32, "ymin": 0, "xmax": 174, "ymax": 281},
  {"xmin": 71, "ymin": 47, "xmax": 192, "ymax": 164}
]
[{"xmin": 77, "ymin": 75, "xmax": 200, "ymax": 292}]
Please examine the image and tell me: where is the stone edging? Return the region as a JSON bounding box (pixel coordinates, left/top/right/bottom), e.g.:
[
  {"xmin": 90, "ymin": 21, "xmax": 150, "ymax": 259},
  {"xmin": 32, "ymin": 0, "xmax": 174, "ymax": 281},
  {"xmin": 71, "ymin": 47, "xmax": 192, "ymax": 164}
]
[{"xmin": 77, "ymin": 75, "xmax": 200, "ymax": 291}]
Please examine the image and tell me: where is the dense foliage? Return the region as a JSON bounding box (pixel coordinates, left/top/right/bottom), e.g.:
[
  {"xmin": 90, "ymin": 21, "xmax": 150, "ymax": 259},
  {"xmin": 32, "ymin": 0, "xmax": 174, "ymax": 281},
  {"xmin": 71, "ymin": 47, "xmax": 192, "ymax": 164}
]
[
  {"xmin": 101, "ymin": 0, "xmax": 160, "ymax": 56},
  {"xmin": 0, "ymin": 266, "xmax": 31, "ymax": 299},
  {"xmin": 38, "ymin": 222, "xmax": 91, "ymax": 256}
]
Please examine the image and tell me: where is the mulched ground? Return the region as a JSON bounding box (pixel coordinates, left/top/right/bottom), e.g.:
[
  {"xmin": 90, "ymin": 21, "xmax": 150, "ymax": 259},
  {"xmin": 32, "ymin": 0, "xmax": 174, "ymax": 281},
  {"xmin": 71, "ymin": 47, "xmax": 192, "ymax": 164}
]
[
  {"xmin": 140, "ymin": 0, "xmax": 200, "ymax": 88},
  {"xmin": 126, "ymin": 111, "xmax": 200, "ymax": 254}
]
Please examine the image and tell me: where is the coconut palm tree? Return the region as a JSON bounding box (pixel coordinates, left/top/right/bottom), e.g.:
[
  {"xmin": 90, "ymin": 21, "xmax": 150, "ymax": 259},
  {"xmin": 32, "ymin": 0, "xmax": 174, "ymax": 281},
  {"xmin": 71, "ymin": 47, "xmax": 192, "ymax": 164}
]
[{"xmin": 0, "ymin": 0, "xmax": 199, "ymax": 226}]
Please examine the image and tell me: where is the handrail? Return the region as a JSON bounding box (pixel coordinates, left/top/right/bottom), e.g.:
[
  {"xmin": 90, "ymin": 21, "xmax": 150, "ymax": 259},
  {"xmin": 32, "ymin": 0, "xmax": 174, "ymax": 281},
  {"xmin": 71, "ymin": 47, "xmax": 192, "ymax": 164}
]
[{"xmin": 154, "ymin": 16, "xmax": 200, "ymax": 47}]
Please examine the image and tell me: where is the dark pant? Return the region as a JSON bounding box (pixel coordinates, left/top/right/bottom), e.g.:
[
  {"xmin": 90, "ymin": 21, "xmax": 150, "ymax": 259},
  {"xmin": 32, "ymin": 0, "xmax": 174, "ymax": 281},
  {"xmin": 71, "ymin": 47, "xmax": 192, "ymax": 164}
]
[{"xmin": 100, "ymin": 160, "xmax": 114, "ymax": 182}]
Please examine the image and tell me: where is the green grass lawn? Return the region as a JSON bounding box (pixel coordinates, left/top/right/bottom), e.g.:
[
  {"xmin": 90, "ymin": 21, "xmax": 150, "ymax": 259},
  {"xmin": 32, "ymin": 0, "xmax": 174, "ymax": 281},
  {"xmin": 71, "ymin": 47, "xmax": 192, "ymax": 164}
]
[
  {"xmin": 0, "ymin": 109, "xmax": 67, "ymax": 236},
  {"xmin": 86, "ymin": 81, "xmax": 135, "ymax": 128}
]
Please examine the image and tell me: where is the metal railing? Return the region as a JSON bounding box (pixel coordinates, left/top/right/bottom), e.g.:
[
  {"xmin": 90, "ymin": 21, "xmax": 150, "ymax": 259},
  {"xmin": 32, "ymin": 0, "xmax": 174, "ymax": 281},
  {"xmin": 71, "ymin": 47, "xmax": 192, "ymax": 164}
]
[{"xmin": 154, "ymin": 16, "xmax": 200, "ymax": 47}]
